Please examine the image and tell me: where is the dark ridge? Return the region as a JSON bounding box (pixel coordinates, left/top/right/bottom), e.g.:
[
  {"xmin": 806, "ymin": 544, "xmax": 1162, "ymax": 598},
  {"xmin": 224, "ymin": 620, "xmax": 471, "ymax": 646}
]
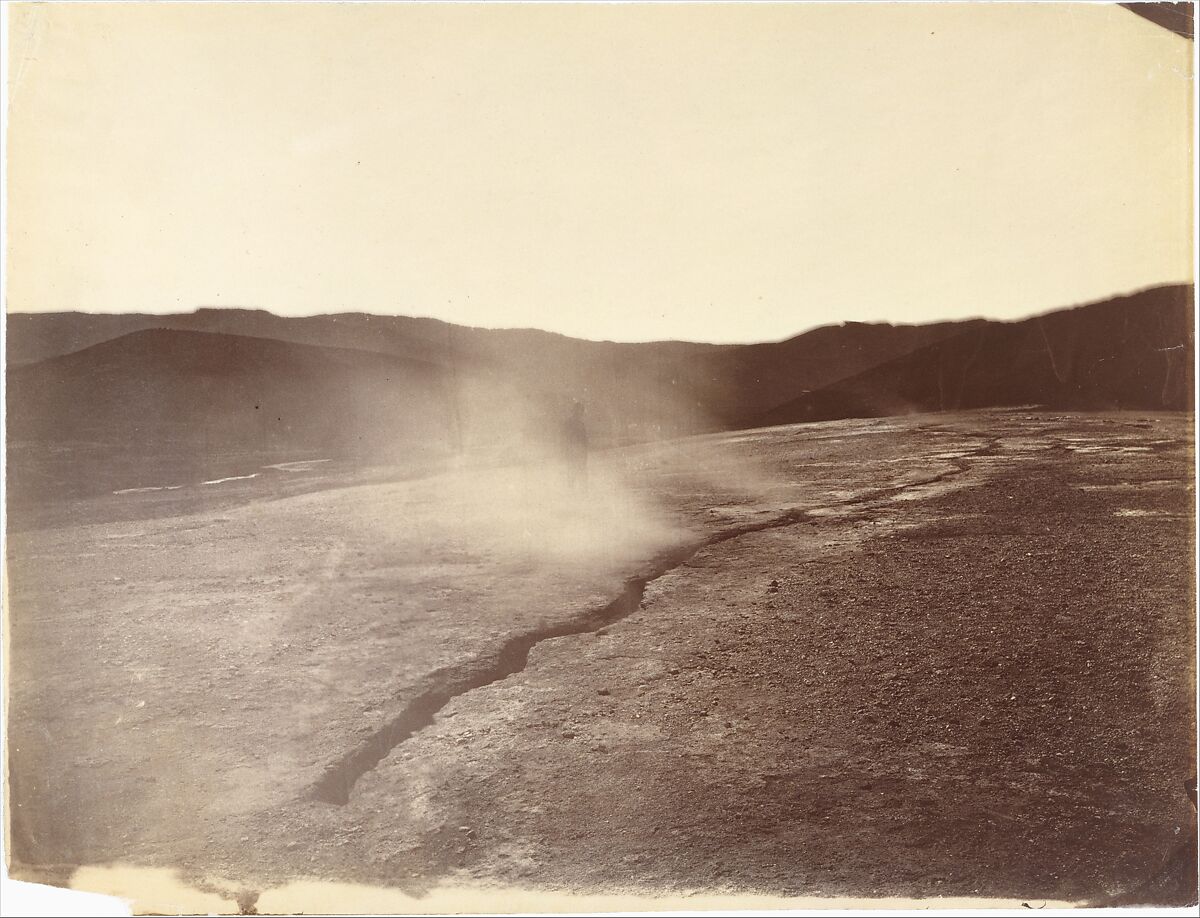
[
  {"xmin": 752, "ymin": 285, "xmax": 1194, "ymax": 426},
  {"xmin": 6, "ymin": 302, "xmax": 984, "ymax": 469},
  {"xmin": 8, "ymin": 286, "xmax": 1189, "ymax": 513},
  {"xmin": 5, "ymin": 328, "xmax": 460, "ymax": 503}
]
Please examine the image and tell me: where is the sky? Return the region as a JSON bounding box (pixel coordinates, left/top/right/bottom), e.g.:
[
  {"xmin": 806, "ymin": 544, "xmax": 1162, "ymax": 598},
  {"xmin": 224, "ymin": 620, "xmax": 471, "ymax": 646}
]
[{"xmin": 4, "ymin": 2, "xmax": 1195, "ymax": 343}]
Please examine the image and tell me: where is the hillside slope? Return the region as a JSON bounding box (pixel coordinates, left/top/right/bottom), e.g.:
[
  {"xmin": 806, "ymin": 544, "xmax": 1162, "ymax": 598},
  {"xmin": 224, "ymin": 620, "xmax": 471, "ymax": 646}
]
[
  {"xmin": 7, "ymin": 328, "xmax": 456, "ymax": 454},
  {"xmin": 6, "ymin": 284, "xmax": 1192, "ymax": 506},
  {"xmin": 5, "ymin": 329, "xmax": 467, "ymax": 504},
  {"xmin": 754, "ymin": 285, "xmax": 1194, "ymax": 426},
  {"xmin": 6, "ymin": 308, "xmax": 982, "ymax": 436}
]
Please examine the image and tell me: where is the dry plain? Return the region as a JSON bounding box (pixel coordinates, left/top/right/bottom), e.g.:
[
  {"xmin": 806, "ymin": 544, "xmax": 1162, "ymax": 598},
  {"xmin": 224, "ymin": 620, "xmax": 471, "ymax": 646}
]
[{"xmin": 5, "ymin": 409, "xmax": 1195, "ymax": 911}]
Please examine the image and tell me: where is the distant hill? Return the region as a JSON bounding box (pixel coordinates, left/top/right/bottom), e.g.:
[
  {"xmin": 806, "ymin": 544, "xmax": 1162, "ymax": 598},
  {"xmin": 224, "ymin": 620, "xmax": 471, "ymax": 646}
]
[
  {"xmin": 6, "ymin": 327, "xmax": 464, "ymax": 452},
  {"xmin": 6, "ymin": 306, "xmax": 983, "ymax": 438},
  {"xmin": 5, "ymin": 329, "xmax": 462, "ymax": 502},
  {"xmin": 6, "ymin": 285, "xmax": 1192, "ymax": 504},
  {"xmin": 4, "ymin": 309, "xmax": 477, "ymax": 369},
  {"xmin": 754, "ymin": 285, "xmax": 1194, "ymax": 426}
]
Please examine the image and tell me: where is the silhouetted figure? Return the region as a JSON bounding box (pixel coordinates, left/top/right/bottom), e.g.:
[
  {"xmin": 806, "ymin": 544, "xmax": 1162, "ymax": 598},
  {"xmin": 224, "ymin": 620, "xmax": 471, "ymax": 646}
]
[{"xmin": 561, "ymin": 401, "xmax": 588, "ymax": 491}]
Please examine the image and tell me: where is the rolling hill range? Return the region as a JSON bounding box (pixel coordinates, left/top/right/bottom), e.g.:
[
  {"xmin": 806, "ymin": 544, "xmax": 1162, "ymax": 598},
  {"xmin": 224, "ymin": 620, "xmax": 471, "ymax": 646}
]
[
  {"xmin": 7, "ymin": 306, "xmax": 985, "ymax": 436},
  {"xmin": 5, "ymin": 284, "xmax": 1194, "ymax": 504},
  {"xmin": 754, "ymin": 285, "xmax": 1194, "ymax": 427},
  {"xmin": 6, "ymin": 328, "xmax": 454, "ymax": 456},
  {"xmin": 5, "ymin": 329, "xmax": 465, "ymax": 504}
]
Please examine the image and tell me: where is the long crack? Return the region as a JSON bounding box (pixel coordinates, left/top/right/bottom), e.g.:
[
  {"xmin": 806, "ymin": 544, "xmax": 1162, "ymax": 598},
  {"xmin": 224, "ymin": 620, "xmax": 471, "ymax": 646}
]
[{"xmin": 309, "ymin": 436, "xmax": 997, "ymax": 805}]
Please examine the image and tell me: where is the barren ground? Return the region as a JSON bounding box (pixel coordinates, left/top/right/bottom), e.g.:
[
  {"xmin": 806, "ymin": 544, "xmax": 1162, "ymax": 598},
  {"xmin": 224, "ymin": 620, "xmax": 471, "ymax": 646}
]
[{"xmin": 5, "ymin": 410, "xmax": 1195, "ymax": 911}]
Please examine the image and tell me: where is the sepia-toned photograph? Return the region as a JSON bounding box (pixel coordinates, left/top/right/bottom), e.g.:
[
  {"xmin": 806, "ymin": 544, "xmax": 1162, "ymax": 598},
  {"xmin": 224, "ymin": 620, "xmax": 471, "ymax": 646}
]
[{"xmin": 2, "ymin": 1, "xmax": 1196, "ymax": 914}]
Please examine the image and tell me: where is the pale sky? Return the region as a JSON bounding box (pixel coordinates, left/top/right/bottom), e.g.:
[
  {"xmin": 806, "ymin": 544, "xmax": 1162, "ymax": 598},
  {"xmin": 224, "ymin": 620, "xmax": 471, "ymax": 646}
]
[{"xmin": 4, "ymin": 2, "xmax": 1194, "ymax": 343}]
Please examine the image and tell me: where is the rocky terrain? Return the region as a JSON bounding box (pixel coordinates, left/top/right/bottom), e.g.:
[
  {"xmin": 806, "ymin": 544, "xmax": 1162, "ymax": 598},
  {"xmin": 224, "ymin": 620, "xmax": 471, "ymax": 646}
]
[{"xmin": 5, "ymin": 410, "xmax": 1195, "ymax": 911}]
